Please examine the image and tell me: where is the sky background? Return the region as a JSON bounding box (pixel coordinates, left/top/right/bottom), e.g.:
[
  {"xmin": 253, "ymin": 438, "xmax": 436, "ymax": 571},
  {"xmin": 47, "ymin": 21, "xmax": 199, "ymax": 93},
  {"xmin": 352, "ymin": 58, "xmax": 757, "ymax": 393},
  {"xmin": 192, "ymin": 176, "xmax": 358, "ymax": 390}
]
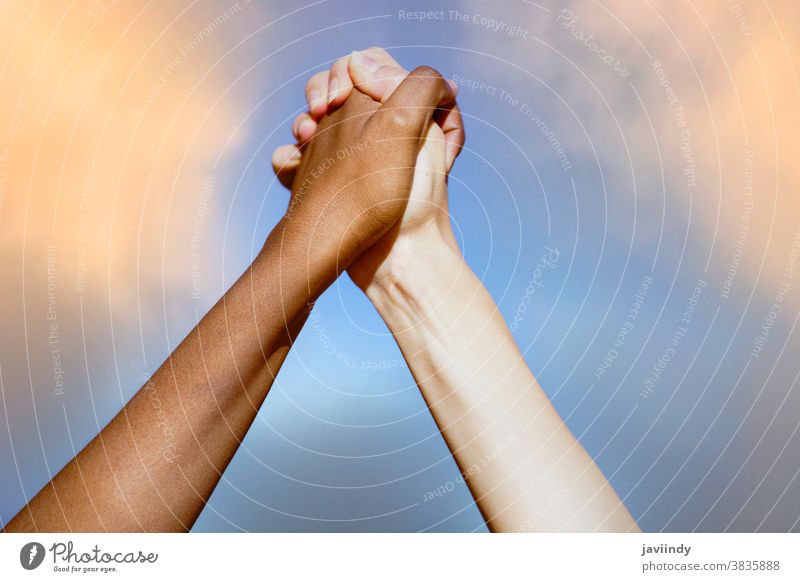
[{"xmin": 1, "ymin": 0, "xmax": 799, "ymax": 532}]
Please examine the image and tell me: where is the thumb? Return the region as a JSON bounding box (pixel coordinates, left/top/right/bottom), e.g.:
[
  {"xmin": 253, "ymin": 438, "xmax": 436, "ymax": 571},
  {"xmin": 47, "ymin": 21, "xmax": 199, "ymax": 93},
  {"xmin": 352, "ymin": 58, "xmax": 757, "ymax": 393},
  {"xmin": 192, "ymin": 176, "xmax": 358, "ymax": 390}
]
[
  {"xmin": 365, "ymin": 65, "xmax": 457, "ymax": 142},
  {"xmin": 348, "ymin": 50, "xmax": 407, "ymax": 103}
]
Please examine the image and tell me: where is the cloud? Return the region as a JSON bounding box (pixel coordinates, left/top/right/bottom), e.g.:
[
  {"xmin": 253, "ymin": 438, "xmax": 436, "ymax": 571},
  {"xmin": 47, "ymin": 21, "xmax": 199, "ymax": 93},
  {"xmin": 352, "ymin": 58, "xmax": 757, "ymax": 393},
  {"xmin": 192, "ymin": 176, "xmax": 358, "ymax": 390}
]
[
  {"xmin": 454, "ymin": 0, "xmax": 800, "ymax": 298},
  {"xmin": 0, "ymin": 0, "xmax": 253, "ymax": 514}
]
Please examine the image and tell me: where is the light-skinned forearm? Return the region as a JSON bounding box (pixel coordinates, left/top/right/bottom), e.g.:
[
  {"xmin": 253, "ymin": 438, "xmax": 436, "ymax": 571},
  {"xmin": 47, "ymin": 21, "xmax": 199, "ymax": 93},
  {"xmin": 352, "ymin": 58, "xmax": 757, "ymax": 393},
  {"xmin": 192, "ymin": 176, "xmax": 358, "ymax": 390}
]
[{"xmin": 364, "ymin": 226, "xmax": 639, "ymax": 532}]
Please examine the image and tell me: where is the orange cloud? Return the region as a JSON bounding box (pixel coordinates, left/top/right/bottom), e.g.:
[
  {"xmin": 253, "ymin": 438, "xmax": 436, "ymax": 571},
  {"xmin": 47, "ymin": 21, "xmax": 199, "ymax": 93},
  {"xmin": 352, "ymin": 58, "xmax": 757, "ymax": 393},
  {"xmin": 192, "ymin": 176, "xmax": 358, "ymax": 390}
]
[
  {"xmin": 0, "ymin": 0, "xmax": 251, "ymax": 332},
  {"xmin": 458, "ymin": 0, "xmax": 799, "ymax": 300}
]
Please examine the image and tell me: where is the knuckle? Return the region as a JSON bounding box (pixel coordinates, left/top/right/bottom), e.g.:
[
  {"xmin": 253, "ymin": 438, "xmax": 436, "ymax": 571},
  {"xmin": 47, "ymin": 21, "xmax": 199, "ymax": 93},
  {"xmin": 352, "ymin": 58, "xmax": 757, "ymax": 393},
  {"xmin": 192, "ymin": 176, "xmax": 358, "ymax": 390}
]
[
  {"xmin": 383, "ymin": 108, "xmax": 413, "ymax": 130},
  {"xmin": 412, "ymin": 65, "xmax": 443, "ymax": 82},
  {"xmin": 410, "ymin": 66, "xmax": 447, "ymax": 98}
]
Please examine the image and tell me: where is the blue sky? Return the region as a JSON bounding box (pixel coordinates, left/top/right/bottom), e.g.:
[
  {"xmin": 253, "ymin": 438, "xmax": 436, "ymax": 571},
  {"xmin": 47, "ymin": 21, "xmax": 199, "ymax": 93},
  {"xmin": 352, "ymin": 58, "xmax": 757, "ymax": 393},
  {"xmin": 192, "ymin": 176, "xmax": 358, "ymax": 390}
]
[{"xmin": 1, "ymin": 0, "xmax": 799, "ymax": 532}]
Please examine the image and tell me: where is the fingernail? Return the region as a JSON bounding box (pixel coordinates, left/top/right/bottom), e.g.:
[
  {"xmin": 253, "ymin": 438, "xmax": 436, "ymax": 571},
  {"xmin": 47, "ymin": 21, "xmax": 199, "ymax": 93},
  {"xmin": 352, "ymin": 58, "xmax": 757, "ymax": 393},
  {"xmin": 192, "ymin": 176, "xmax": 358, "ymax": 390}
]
[
  {"xmin": 328, "ymin": 78, "xmax": 340, "ymax": 104},
  {"xmin": 289, "ymin": 148, "xmax": 302, "ymax": 160},
  {"xmin": 299, "ymin": 118, "xmax": 314, "ymax": 136},
  {"xmin": 352, "ymin": 50, "xmax": 380, "ymax": 73},
  {"xmin": 309, "ymin": 89, "xmax": 323, "ymax": 112}
]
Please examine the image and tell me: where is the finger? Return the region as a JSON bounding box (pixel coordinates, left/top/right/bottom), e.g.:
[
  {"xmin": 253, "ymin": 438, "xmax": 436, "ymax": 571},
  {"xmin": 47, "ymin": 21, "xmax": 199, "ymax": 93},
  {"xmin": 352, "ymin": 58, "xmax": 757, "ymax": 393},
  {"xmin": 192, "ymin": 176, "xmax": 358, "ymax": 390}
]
[
  {"xmin": 351, "ymin": 54, "xmax": 464, "ymax": 171},
  {"xmin": 360, "ymin": 46, "xmax": 402, "ymax": 68},
  {"xmin": 327, "ymin": 56, "xmax": 354, "ymax": 108},
  {"xmin": 291, "ymin": 112, "xmax": 317, "ymax": 144},
  {"xmin": 328, "ymin": 47, "xmax": 401, "ymax": 107},
  {"xmin": 435, "ymin": 101, "xmax": 465, "ymax": 172},
  {"xmin": 305, "ymin": 70, "xmax": 329, "ymax": 119},
  {"xmin": 366, "ymin": 65, "xmax": 456, "ymax": 143},
  {"xmin": 271, "ymin": 144, "xmax": 302, "ymax": 189},
  {"xmin": 350, "ymin": 51, "xmax": 459, "ymax": 105},
  {"xmin": 349, "ymin": 51, "xmax": 408, "ymax": 103}
]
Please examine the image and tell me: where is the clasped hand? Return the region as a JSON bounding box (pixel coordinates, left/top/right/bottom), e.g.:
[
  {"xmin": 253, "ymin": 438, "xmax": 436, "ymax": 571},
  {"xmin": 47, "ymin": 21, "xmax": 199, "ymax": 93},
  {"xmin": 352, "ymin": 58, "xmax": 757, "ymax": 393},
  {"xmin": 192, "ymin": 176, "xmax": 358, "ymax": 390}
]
[
  {"xmin": 6, "ymin": 48, "xmax": 636, "ymax": 534},
  {"xmin": 271, "ymin": 48, "xmax": 464, "ymax": 287}
]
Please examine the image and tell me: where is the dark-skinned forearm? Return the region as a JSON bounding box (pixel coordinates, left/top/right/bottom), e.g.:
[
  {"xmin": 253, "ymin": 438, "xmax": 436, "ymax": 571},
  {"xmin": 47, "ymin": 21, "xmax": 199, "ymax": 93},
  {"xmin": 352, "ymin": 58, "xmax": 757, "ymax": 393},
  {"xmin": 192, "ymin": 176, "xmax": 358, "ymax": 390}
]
[{"xmin": 5, "ymin": 212, "xmax": 348, "ymax": 532}]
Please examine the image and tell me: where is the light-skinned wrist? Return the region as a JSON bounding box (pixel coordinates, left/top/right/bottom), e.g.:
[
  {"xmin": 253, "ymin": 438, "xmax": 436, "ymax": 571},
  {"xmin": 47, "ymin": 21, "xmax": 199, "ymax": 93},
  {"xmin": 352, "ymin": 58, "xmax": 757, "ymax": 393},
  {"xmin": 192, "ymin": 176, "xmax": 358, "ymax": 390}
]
[{"xmin": 364, "ymin": 225, "xmax": 465, "ymax": 312}]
